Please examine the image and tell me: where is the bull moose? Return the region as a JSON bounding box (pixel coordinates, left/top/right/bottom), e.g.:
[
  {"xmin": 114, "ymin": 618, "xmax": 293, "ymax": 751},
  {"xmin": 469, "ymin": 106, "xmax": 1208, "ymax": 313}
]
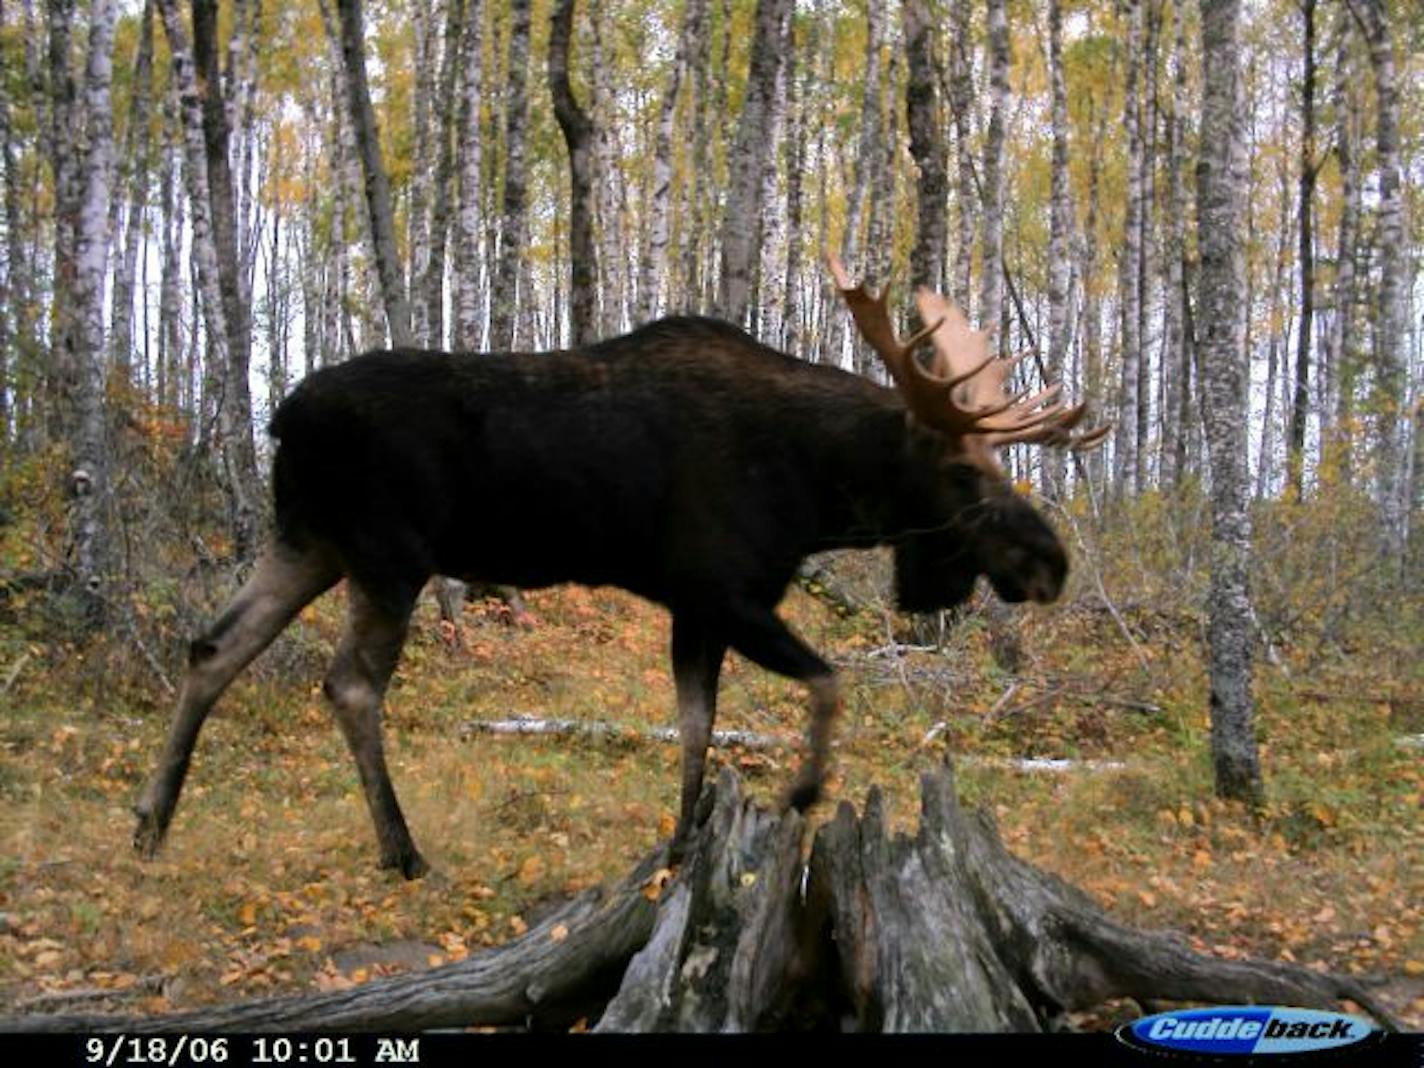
[{"xmin": 133, "ymin": 259, "xmax": 1105, "ymax": 879}]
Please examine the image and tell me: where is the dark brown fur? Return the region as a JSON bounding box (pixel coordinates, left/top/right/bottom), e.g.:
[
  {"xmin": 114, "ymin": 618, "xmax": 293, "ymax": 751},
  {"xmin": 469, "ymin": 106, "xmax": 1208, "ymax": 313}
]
[{"xmin": 134, "ymin": 317, "xmax": 1067, "ymax": 878}]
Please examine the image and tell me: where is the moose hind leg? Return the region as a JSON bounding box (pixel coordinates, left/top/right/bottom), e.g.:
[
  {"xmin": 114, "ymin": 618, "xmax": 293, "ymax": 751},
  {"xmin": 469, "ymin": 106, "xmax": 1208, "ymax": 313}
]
[
  {"xmin": 134, "ymin": 542, "xmax": 339, "ymax": 858},
  {"xmin": 323, "ymin": 582, "xmax": 426, "ymax": 879},
  {"xmin": 670, "ymin": 616, "xmax": 727, "ymax": 853}
]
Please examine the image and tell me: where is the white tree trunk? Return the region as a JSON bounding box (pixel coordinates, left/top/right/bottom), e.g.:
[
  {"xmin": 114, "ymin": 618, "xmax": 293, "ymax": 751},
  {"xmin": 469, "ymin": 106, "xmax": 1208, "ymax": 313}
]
[
  {"xmin": 1197, "ymin": 0, "xmax": 1261, "ymax": 803},
  {"xmin": 1354, "ymin": 0, "xmax": 1408, "ymax": 555},
  {"xmin": 490, "ymin": 0, "xmax": 533, "ymax": 350},
  {"xmin": 716, "ymin": 0, "xmax": 790, "ymax": 328},
  {"xmin": 1115, "ymin": 0, "xmax": 1144, "ymax": 497},
  {"xmin": 980, "ymin": 0, "xmax": 1009, "ymax": 335},
  {"xmin": 1045, "ymin": 0, "xmax": 1072, "ymax": 493},
  {"xmin": 453, "ymin": 0, "xmax": 486, "ymax": 351},
  {"xmin": 68, "ymin": 0, "xmax": 118, "ymax": 614}
]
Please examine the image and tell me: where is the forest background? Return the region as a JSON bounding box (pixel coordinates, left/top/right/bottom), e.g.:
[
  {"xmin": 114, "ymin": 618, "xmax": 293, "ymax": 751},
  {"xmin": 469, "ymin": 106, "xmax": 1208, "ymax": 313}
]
[{"xmin": 0, "ymin": 0, "xmax": 1420, "ymax": 1026}]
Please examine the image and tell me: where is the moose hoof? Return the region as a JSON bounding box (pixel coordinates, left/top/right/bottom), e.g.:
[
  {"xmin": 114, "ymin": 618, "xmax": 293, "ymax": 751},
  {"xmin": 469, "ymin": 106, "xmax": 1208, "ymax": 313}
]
[
  {"xmin": 381, "ymin": 849, "xmax": 430, "ymax": 881},
  {"xmin": 784, "ymin": 780, "xmax": 823, "ymax": 813},
  {"xmin": 132, "ymin": 809, "xmax": 167, "ymax": 860}
]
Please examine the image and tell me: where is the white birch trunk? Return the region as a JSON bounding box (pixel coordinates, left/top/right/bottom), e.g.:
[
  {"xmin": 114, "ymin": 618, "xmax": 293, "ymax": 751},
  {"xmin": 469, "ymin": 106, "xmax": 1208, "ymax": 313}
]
[
  {"xmin": 490, "ymin": 0, "xmax": 532, "ymax": 351},
  {"xmin": 980, "ymin": 0, "xmax": 1009, "ymax": 334},
  {"xmin": 453, "ymin": 0, "xmax": 486, "ymax": 351},
  {"xmin": 68, "ymin": 0, "xmax": 118, "ymax": 613},
  {"xmin": 1115, "ymin": 0, "xmax": 1144, "ymax": 497},
  {"xmin": 1354, "ymin": 0, "xmax": 1408, "ymax": 554},
  {"xmin": 715, "ymin": 0, "xmax": 790, "ymax": 328},
  {"xmin": 1197, "ymin": 0, "xmax": 1261, "ymax": 803},
  {"xmin": 1045, "ymin": 0, "xmax": 1071, "ymax": 493}
]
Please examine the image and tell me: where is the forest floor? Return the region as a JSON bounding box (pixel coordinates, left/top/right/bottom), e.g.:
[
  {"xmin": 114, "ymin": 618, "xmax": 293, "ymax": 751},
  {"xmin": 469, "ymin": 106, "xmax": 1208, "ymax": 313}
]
[{"xmin": 0, "ymin": 553, "xmax": 1421, "ymax": 1029}]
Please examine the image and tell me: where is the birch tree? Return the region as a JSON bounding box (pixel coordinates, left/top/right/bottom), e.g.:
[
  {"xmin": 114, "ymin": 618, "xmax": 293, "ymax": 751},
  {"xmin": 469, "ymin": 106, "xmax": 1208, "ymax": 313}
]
[
  {"xmin": 1114, "ymin": 0, "xmax": 1144, "ymax": 497},
  {"xmin": 66, "ymin": 0, "xmax": 118, "ymax": 616},
  {"xmin": 421, "ymin": 0, "xmax": 466, "ymax": 351},
  {"xmin": 549, "ymin": 0, "xmax": 598, "ymax": 346},
  {"xmin": 903, "ymin": 0, "xmax": 946, "ymax": 295},
  {"xmin": 109, "ymin": 0, "xmax": 155, "ymax": 380},
  {"xmin": 1287, "ymin": 0, "xmax": 1318, "ymax": 498},
  {"xmin": 490, "ymin": 0, "xmax": 532, "ymax": 351},
  {"xmin": 193, "ymin": 0, "xmax": 259, "ymax": 560},
  {"xmin": 453, "ymin": 0, "xmax": 486, "ymax": 351},
  {"xmin": 158, "ymin": 0, "xmax": 260, "ymax": 560},
  {"xmin": 1197, "ymin": 0, "xmax": 1262, "ymax": 803},
  {"xmin": 334, "ymin": 0, "xmax": 414, "ymax": 348},
  {"xmin": 948, "ymin": 0, "xmax": 976, "ymax": 312},
  {"xmin": 1160, "ymin": 0, "xmax": 1189, "ymax": 492},
  {"xmin": 981, "ymin": 0, "xmax": 1009, "ymax": 333},
  {"xmin": 1348, "ymin": 0, "xmax": 1408, "ymax": 554},
  {"xmin": 639, "ymin": 0, "xmax": 705, "ymax": 322},
  {"xmin": 715, "ymin": 0, "xmax": 790, "ymax": 328},
  {"xmin": 1323, "ymin": 13, "xmax": 1359, "ymax": 478},
  {"xmin": 1045, "ymin": 0, "xmax": 1072, "ymax": 492},
  {"xmin": 46, "ymin": 0, "xmax": 80, "ymax": 443}
]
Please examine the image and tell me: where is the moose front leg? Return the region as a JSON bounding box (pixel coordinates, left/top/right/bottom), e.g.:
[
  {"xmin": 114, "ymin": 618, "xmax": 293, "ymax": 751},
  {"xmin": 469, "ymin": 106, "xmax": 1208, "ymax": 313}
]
[
  {"xmin": 787, "ymin": 675, "xmax": 841, "ymax": 810},
  {"xmin": 720, "ymin": 603, "xmax": 840, "ymax": 814},
  {"xmin": 670, "ymin": 616, "xmax": 727, "ymax": 853}
]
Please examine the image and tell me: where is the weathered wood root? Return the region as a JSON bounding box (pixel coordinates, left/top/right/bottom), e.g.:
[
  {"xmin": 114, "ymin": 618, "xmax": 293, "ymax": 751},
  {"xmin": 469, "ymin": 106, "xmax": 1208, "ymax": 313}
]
[
  {"xmin": 3, "ymin": 767, "xmax": 1399, "ymax": 1032},
  {"xmin": 794, "ymin": 555, "xmax": 869, "ymax": 618}
]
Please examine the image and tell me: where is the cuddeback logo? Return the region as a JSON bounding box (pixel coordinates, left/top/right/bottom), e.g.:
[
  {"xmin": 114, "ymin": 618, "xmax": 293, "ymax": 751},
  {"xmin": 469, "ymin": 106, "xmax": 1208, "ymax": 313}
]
[{"xmin": 1117, "ymin": 1006, "xmax": 1380, "ymax": 1056}]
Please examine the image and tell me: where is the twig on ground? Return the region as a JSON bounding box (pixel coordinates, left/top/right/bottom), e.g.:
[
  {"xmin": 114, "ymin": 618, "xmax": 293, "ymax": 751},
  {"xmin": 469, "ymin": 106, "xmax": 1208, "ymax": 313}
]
[
  {"xmin": 2, "ymin": 651, "xmax": 31, "ymax": 695},
  {"xmin": 12, "ymin": 975, "xmax": 167, "ymax": 1011},
  {"xmin": 1042, "ymin": 498, "xmax": 1155, "ymax": 679}
]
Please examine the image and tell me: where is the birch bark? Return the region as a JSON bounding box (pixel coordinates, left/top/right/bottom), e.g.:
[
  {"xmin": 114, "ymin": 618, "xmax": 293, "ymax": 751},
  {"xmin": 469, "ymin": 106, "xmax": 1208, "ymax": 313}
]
[
  {"xmin": 68, "ymin": 0, "xmax": 118, "ymax": 614},
  {"xmin": 490, "ymin": 0, "xmax": 532, "ymax": 351},
  {"xmin": 903, "ymin": 0, "xmax": 946, "ymax": 295},
  {"xmin": 334, "ymin": 0, "xmax": 414, "ymax": 348},
  {"xmin": 548, "ymin": 0, "xmax": 598, "ymax": 346},
  {"xmin": 1197, "ymin": 0, "xmax": 1261, "ymax": 803},
  {"xmin": 715, "ymin": 0, "xmax": 790, "ymax": 328}
]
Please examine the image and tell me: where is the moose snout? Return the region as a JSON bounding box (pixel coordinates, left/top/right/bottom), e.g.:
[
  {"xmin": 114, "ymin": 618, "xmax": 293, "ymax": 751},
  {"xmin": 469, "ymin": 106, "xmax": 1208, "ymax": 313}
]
[
  {"xmin": 1025, "ymin": 558, "xmax": 1066, "ymax": 603},
  {"xmin": 987, "ymin": 521, "xmax": 1068, "ymax": 605}
]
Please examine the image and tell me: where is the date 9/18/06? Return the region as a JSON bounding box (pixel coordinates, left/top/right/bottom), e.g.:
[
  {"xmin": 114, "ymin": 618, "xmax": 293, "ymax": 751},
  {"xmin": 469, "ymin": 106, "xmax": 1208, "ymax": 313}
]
[{"xmin": 82, "ymin": 1037, "xmax": 419, "ymax": 1066}]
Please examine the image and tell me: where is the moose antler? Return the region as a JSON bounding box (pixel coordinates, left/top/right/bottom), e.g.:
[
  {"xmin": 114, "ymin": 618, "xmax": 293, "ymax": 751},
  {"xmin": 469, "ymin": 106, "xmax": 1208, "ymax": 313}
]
[{"xmin": 829, "ymin": 253, "xmax": 1109, "ymax": 452}]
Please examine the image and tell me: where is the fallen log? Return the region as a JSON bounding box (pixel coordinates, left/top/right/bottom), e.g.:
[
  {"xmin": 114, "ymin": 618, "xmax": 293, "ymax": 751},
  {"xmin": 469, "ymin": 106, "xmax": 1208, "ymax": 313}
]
[
  {"xmin": 3, "ymin": 767, "xmax": 1398, "ymax": 1032},
  {"xmin": 459, "ymin": 715, "xmax": 791, "ymax": 752}
]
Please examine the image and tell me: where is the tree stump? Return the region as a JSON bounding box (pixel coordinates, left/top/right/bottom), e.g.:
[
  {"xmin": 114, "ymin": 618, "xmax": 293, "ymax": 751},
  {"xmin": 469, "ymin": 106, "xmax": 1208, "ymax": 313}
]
[{"xmin": 3, "ymin": 766, "xmax": 1397, "ymax": 1033}]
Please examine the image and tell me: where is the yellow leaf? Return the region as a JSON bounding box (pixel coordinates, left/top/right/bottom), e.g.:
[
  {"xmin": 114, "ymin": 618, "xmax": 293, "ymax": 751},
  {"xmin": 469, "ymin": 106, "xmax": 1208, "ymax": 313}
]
[
  {"xmin": 740, "ymin": 872, "xmax": 758, "ymax": 888},
  {"xmin": 1402, "ymin": 960, "xmax": 1423, "ymax": 977},
  {"xmin": 238, "ymin": 902, "xmax": 258, "ymax": 926},
  {"xmin": 509, "ymin": 916, "xmax": 528, "ymax": 936},
  {"xmin": 296, "ymin": 936, "xmax": 322, "ymax": 953},
  {"xmin": 657, "ymin": 812, "xmax": 678, "ymax": 839},
  {"xmin": 550, "ymin": 923, "xmax": 569, "ymax": 943},
  {"xmin": 517, "ymin": 855, "xmax": 545, "ymax": 887},
  {"xmin": 1138, "ymin": 890, "xmax": 1157, "ymax": 908}
]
